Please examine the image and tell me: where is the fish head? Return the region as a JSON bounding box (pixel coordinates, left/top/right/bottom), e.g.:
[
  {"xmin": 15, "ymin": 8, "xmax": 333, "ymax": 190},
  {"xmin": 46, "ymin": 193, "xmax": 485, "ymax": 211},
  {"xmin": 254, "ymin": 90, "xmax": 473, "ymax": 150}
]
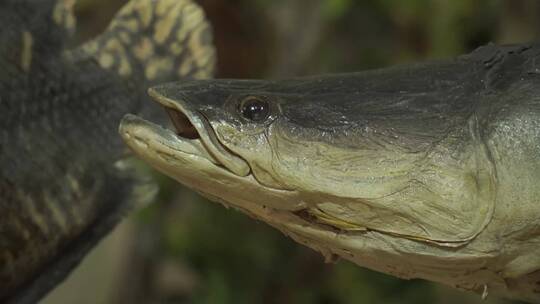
[{"xmin": 119, "ymin": 74, "xmax": 499, "ymax": 291}]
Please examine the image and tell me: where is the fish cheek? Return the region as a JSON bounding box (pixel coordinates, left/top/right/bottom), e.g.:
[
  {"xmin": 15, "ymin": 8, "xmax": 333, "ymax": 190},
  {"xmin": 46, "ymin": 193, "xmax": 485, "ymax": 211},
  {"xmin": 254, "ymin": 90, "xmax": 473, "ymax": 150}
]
[
  {"xmin": 249, "ymin": 162, "xmax": 293, "ymax": 190},
  {"xmin": 265, "ymin": 124, "xmax": 312, "ymax": 191},
  {"xmin": 213, "ymin": 122, "xmax": 268, "ymax": 163}
]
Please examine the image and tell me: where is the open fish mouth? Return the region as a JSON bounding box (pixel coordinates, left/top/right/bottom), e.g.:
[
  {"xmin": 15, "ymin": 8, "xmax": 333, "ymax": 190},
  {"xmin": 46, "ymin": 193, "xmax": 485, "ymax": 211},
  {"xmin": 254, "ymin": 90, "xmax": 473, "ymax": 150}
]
[{"xmin": 119, "ymin": 87, "xmax": 250, "ymax": 177}]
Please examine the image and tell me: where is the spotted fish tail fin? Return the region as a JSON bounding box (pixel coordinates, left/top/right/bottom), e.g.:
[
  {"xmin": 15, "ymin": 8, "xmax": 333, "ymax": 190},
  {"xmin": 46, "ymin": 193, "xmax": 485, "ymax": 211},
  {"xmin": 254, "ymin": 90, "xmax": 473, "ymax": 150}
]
[{"xmin": 77, "ymin": 0, "xmax": 216, "ymax": 87}]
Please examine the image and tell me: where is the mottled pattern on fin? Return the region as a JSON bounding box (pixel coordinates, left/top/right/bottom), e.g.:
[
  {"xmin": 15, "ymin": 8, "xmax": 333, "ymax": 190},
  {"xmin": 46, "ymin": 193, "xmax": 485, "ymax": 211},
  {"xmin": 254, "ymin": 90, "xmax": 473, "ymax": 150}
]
[{"xmin": 80, "ymin": 0, "xmax": 216, "ymax": 85}]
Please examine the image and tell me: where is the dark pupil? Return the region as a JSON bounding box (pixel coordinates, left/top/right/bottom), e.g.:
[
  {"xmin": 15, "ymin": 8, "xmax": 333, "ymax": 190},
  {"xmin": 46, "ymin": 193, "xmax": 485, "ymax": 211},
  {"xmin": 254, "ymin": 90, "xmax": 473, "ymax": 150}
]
[{"xmin": 241, "ymin": 98, "xmax": 269, "ymax": 121}]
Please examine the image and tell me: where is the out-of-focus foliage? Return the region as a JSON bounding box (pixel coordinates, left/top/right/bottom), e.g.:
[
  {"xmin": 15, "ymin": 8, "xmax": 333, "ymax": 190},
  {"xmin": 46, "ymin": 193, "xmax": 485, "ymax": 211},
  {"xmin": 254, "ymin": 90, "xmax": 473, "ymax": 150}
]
[{"xmin": 44, "ymin": 0, "xmax": 539, "ymax": 303}]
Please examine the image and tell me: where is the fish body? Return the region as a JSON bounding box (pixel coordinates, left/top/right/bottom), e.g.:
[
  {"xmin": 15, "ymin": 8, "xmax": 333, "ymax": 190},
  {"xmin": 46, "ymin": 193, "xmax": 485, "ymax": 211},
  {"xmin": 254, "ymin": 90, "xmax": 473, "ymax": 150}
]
[{"xmin": 0, "ymin": 0, "xmax": 215, "ymax": 302}]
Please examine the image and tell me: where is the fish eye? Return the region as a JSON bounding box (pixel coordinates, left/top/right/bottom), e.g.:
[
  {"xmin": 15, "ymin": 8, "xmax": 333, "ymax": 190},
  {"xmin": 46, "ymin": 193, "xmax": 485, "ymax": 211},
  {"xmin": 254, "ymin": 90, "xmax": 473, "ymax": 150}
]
[{"xmin": 239, "ymin": 96, "xmax": 270, "ymax": 122}]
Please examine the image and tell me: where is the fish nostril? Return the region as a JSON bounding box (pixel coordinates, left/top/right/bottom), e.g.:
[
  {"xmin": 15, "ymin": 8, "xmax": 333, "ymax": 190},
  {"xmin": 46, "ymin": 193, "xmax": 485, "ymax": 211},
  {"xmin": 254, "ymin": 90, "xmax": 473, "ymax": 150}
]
[{"xmin": 164, "ymin": 107, "xmax": 200, "ymax": 139}]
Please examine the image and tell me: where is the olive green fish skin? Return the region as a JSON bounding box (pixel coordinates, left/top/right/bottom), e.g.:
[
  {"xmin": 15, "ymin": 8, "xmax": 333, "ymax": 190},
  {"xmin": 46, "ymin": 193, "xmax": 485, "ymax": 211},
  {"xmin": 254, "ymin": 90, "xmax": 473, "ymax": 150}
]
[
  {"xmin": 0, "ymin": 0, "xmax": 215, "ymax": 302},
  {"xmin": 122, "ymin": 43, "xmax": 540, "ymax": 302}
]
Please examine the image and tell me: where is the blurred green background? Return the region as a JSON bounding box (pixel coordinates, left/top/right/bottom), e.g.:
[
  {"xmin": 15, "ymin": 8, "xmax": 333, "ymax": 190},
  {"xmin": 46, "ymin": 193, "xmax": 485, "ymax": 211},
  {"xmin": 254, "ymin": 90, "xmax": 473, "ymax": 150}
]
[{"xmin": 43, "ymin": 0, "xmax": 540, "ymax": 303}]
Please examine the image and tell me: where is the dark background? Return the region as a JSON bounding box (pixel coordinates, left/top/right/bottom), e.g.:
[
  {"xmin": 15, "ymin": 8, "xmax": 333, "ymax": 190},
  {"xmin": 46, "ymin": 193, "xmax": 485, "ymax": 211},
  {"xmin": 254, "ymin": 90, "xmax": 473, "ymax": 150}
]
[{"xmin": 44, "ymin": 0, "xmax": 540, "ymax": 303}]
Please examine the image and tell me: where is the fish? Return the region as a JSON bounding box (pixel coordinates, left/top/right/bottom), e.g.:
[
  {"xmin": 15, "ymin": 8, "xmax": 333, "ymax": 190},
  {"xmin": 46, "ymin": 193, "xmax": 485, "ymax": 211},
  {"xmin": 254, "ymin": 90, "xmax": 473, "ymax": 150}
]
[{"xmin": 120, "ymin": 42, "xmax": 540, "ymax": 302}]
